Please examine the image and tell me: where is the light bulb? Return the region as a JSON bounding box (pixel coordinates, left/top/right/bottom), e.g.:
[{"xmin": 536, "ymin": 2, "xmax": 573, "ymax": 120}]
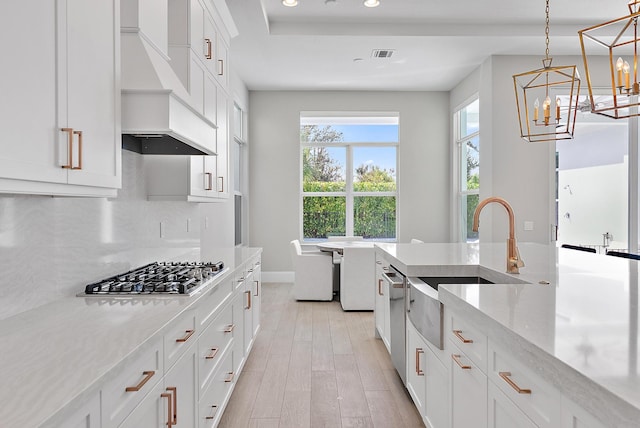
[
  {"xmin": 282, "ymin": 0, "xmax": 298, "ymax": 6},
  {"xmin": 363, "ymin": 0, "xmax": 380, "ymax": 7}
]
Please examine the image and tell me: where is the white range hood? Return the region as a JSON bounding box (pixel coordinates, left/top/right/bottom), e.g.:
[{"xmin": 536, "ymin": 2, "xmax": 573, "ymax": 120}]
[{"xmin": 120, "ymin": 4, "xmax": 217, "ymax": 155}]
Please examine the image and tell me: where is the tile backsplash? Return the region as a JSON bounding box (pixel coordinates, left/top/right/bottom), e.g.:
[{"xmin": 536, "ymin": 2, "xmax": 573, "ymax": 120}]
[{"xmin": 0, "ymin": 151, "xmax": 204, "ymax": 320}]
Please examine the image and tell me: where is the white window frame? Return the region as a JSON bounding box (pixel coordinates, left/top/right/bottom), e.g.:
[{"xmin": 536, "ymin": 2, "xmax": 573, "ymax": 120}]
[
  {"xmin": 300, "ymin": 113, "xmax": 399, "ymax": 241},
  {"xmin": 453, "ymin": 95, "xmax": 480, "ymax": 242}
]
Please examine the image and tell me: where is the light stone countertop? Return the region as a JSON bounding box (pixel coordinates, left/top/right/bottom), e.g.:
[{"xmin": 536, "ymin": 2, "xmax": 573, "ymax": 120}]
[
  {"xmin": 375, "ymin": 242, "xmax": 640, "ymax": 428},
  {"xmin": 0, "ymin": 246, "xmax": 261, "ymax": 428}
]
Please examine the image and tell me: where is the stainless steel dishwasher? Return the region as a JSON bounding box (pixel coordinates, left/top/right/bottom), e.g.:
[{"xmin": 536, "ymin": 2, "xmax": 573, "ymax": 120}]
[{"xmin": 383, "ymin": 265, "xmax": 407, "ymax": 385}]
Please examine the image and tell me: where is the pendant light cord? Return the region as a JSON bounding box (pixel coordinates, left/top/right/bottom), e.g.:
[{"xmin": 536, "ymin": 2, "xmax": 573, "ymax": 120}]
[{"xmin": 545, "ymin": 0, "xmax": 550, "ymax": 60}]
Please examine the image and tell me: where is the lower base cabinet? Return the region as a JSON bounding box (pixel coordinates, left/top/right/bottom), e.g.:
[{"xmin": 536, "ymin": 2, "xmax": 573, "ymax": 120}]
[
  {"xmin": 450, "ymin": 340, "xmax": 487, "ymax": 428},
  {"xmin": 58, "ymin": 392, "xmax": 101, "ymax": 428},
  {"xmin": 406, "ymin": 318, "xmax": 449, "ymax": 428},
  {"xmin": 488, "ymin": 381, "xmax": 537, "ymax": 428}
]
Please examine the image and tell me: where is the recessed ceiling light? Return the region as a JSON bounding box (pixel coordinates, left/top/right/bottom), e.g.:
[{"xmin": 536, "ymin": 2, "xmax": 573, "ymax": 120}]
[
  {"xmin": 363, "ymin": 0, "xmax": 379, "ymax": 7},
  {"xmin": 282, "ymin": 0, "xmax": 298, "ymax": 6}
]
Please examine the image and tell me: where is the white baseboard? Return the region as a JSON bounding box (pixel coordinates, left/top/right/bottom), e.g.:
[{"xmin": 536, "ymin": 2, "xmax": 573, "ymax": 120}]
[{"xmin": 262, "ymin": 271, "xmax": 294, "ymax": 283}]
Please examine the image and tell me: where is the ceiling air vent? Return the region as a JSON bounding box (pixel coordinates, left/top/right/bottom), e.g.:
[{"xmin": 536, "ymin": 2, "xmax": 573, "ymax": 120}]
[{"xmin": 372, "ymin": 49, "xmax": 394, "ymax": 59}]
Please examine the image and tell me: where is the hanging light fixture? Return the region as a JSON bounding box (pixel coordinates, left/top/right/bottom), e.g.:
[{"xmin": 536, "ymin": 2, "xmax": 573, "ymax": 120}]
[
  {"xmin": 579, "ymin": 1, "xmax": 640, "ymax": 119},
  {"xmin": 513, "ymin": 0, "xmax": 581, "ymax": 142}
]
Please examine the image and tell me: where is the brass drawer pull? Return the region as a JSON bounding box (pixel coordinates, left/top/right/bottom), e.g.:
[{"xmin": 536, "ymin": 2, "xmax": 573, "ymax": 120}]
[
  {"xmin": 218, "ymin": 59, "xmax": 224, "ymax": 76},
  {"xmin": 224, "ymin": 371, "xmax": 235, "ymax": 383},
  {"xmin": 205, "ymin": 347, "xmax": 219, "ymax": 360},
  {"xmin": 61, "ymin": 128, "xmax": 74, "ymax": 169},
  {"xmin": 223, "ymin": 324, "xmax": 235, "ymax": 333},
  {"xmin": 218, "ymin": 176, "xmax": 224, "ymax": 192},
  {"xmin": 499, "ymin": 371, "xmax": 532, "ymax": 394},
  {"xmin": 453, "ymin": 329, "xmax": 473, "ymax": 343},
  {"xmin": 176, "ymin": 329, "xmax": 195, "ymax": 343},
  {"xmin": 205, "ymin": 405, "xmax": 218, "ymax": 420},
  {"xmin": 416, "ymin": 348, "xmax": 425, "ymax": 376},
  {"xmin": 166, "ymin": 386, "xmax": 177, "ymax": 424},
  {"xmin": 204, "ymin": 172, "xmax": 213, "ymax": 190},
  {"xmin": 72, "ymin": 130, "xmax": 83, "ymax": 169},
  {"xmin": 245, "ymin": 290, "xmax": 252, "ymax": 309},
  {"xmin": 125, "ymin": 370, "xmax": 155, "ymax": 392},
  {"xmin": 452, "ymin": 354, "xmax": 471, "ymax": 370},
  {"xmin": 378, "ymin": 279, "xmax": 383, "ymax": 295},
  {"xmin": 254, "ymin": 280, "xmax": 260, "ymax": 296},
  {"xmin": 161, "ymin": 391, "xmax": 173, "ymax": 427}
]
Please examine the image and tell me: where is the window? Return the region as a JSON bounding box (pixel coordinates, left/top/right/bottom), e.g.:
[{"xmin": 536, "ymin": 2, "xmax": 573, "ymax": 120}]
[
  {"xmin": 234, "ymin": 102, "xmax": 246, "ymax": 246},
  {"xmin": 300, "ymin": 113, "xmax": 398, "ymax": 241},
  {"xmin": 454, "ymin": 98, "xmax": 480, "ymax": 242}
]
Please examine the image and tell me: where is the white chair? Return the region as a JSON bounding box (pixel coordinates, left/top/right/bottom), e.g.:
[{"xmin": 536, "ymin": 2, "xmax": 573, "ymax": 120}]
[
  {"xmin": 410, "ymin": 238, "xmax": 424, "ymax": 244},
  {"xmin": 339, "ymin": 245, "xmax": 375, "ymax": 310},
  {"xmin": 290, "ymin": 239, "xmax": 334, "ymax": 301}
]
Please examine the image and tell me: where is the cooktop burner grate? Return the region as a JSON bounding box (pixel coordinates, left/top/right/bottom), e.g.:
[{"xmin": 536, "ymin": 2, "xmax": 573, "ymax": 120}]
[{"xmin": 83, "ymin": 261, "xmax": 225, "ymax": 295}]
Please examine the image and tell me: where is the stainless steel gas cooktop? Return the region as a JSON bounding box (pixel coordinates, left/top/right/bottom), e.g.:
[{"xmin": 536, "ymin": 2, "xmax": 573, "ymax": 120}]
[{"xmin": 82, "ymin": 261, "xmax": 225, "ymax": 296}]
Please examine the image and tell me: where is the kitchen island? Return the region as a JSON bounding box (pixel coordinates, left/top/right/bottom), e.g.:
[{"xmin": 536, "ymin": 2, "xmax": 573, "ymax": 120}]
[{"xmin": 375, "ymin": 242, "xmax": 640, "ymax": 428}]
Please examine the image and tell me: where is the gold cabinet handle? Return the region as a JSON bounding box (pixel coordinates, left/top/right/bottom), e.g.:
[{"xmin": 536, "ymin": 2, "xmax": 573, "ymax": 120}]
[
  {"xmin": 499, "ymin": 371, "xmax": 532, "ymax": 394},
  {"xmin": 205, "ymin": 405, "xmax": 218, "ymax": 420},
  {"xmin": 224, "ymin": 371, "xmax": 235, "ymax": 383},
  {"xmin": 166, "ymin": 386, "xmax": 177, "ymax": 424},
  {"xmin": 204, "ymin": 38, "xmax": 212, "ymax": 59},
  {"xmin": 378, "ymin": 279, "xmax": 383, "ymax": 296},
  {"xmin": 204, "ymin": 172, "xmax": 213, "ymax": 190},
  {"xmin": 254, "ymin": 280, "xmax": 260, "ymax": 296},
  {"xmin": 453, "ymin": 329, "xmax": 473, "ymax": 343},
  {"xmin": 245, "ymin": 290, "xmax": 252, "ymax": 309},
  {"xmin": 61, "ymin": 128, "xmax": 74, "ymax": 169},
  {"xmin": 161, "ymin": 391, "xmax": 173, "ymax": 428},
  {"xmin": 224, "ymin": 324, "xmax": 235, "ymax": 333},
  {"xmin": 72, "ymin": 130, "xmax": 83, "ymax": 169},
  {"xmin": 416, "ymin": 348, "xmax": 425, "ymax": 376},
  {"xmin": 205, "ymin": 347, "xmax": 219, "ymax": 360},
  {"xmin": 452, "ymin": 354, "xmax": 471, "ymax": 370},
  {"xmin": 176, "ymin": 329, "xmax": 195, "ymax": 343},
  {"xmin": 218, "ymin": 176, "xmax": 224, "ymax": 192},
  {"xmin": 218, "ymin": 59, "xmax": 224, "ymax": 76},
  {"xmin": 125, "ymin": 370, "xmax": 155, "ymax": 392}
]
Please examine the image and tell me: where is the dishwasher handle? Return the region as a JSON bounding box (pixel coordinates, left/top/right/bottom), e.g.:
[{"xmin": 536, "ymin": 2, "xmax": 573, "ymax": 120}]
[{"xmin": 381, "ymin": 270, "xmax": 404, "ymax": 289}]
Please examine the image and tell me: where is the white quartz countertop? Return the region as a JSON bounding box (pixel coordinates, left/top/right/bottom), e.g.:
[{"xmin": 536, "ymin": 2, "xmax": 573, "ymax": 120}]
[
  {"xmin": 375, "ymin": 242, "xmax": 640, "ymax": 427},
  {"xmin": 0, "ymin": 246, "xmax": 261, "ymax": 428}
]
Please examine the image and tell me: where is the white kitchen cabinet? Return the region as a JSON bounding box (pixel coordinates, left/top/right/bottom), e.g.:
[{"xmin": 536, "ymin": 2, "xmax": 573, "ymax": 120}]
[
  {"xmin": 488, "ymin": 341, "xmax": 560, "ymax": 428},
  {"xmin": 214, "ymin": 34, "xmax": 230, "ymax": 91},
  {"xmin": 407, "ymin": 320, "xmax": 427, "ymax": 417},
  {"xmin": 145, "ymin": 155, "xmax": 228, "ymax": 202},
  {"xmin": 374, "ymin": 255, "xmax": 391, "ymax": 351},
  {"xmin": 58, "ymin": 391, "xmax": 101, "ymax": 428},
  {"xmin": 450, "ymin": 339, "xmax": 488, "ymax": 428},
  {"xmin": 0, "ymin": 0, "xmax": 120, "ymax": 197},
  {"xmin": 215, "ymin": 86, "xmax": 230, "ymax": 198},
  {"xmin": 251, "ymin": 259, "xmax": 262, "ymax": 337},
  {"xmin": 561, "ymin": 396, "xmax": 607, "ymax": 428},
  {"xmin": 424, "ymin": 343, "xmax": 449, "ymax": 428},
  {"xmin": 163, "ymin": 344, "xmax": 198, "ymax": 428},
  {"xmin": 117, "ymin": 381, "xmax": 166, "ymax": 428},
  {"xmin": 488, "ymin": 381, "xmax": 537, "ymax": 428},
  {"xmin": 198, "ymin": 343, "xmax": 235, "ymax": 428}
]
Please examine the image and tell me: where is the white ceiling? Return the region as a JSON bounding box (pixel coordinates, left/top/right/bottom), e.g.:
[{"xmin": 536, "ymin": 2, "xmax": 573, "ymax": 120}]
[{"xmin": 225, "ymin": 0, "xmax": 626, "ymax": 91}]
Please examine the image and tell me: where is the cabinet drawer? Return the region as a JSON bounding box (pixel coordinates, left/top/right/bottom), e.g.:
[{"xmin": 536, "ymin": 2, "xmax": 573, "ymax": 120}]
[
  {"xmin": 489, "ymin": 342, "xmax": 561, "ymax": 428},
  {"xmin": 198, "ymin": 300, "xmax": 235, "ymax": 394},
  {"xmin": 234, "ymin": 267, "xmax": 246, "ymax": 291},
  {"xmin": 197, "ymin": 278, "xmax": 233, "ymax": 329},
  {"xmin": 164, "ymin": 309, "xmax": 197, "ymax": 371},
  {"xmin": 199, "ymin": 347, "xmax": 235, "ymax": 428},
  {"xmin": 102, "ymin": 338, "xmax": 163, "ymax": 428},
  {"xmin": 449, "ymin": 311, "xmax": 488, "ymax": 373}
]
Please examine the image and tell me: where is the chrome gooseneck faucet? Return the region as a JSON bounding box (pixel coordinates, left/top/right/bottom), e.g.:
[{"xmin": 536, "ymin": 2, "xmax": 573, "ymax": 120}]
[{"xmin": 472, "ymin": 197, "xmax": 525, "ymax": 274}]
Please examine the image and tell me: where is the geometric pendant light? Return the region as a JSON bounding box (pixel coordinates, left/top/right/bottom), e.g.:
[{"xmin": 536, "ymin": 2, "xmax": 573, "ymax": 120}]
[
  {"xmin": 579, "ymin": 1, "xmax": 640, "ymax": 119},
  {"xmin": 513, "ymin": 0, "xmax": 581, "ymax": 142}
]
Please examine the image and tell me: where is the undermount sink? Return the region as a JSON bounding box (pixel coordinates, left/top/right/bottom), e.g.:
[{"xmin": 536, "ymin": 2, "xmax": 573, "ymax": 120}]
[{"xmin": 418, "ymin": 276, "xmax": 494, "ymax": 291}]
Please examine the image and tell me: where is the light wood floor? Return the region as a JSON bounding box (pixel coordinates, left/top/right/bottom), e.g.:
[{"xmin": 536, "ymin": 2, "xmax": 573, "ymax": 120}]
[{"xmin": 219, "ymin": 282, "xmax": 425, "ymax": 428}]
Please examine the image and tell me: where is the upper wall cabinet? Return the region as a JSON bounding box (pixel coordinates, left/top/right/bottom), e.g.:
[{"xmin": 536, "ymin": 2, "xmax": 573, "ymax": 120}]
[{"xmin": 0, "ymin": 0, "xmax": 121, "ymax": 197}]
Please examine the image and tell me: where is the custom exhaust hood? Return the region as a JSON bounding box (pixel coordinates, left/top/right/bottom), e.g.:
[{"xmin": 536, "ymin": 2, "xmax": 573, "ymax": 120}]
[{"xmin": 120, "ymin": 10, "xmax": 216, "ymax": 156}]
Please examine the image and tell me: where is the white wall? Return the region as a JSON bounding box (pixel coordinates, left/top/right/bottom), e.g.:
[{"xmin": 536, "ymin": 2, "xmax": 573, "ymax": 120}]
[
  {"xmin": 450, "ymin": 55, "xmax": 612, "ymax": 245},
  {"xmin": 248, "ymin": 91, "xmax": 450, "ymax": 274}
]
